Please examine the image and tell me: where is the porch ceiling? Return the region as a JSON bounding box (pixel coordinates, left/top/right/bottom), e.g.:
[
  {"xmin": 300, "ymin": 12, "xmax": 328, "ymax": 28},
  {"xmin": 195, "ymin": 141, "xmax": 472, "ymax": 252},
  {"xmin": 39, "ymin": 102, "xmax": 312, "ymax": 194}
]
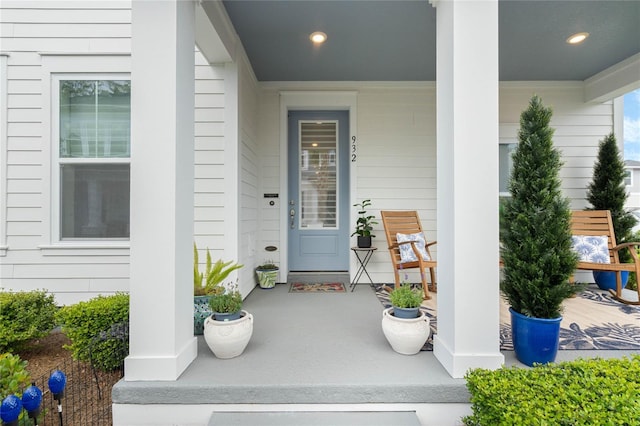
[{"xmin": 221, "ymin": 0, "xmax": 640, "ymax": 82}]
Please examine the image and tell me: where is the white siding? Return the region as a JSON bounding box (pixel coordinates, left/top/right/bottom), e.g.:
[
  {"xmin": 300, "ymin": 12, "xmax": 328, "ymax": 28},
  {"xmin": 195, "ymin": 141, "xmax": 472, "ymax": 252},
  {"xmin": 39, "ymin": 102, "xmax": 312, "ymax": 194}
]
[
  {"xmin": 0, "ymin": 4, "xmax": 231, "ymax": 305},
  {"xmin": 256, "ymin": 82, "xmax": 615, "ymax": 285}
]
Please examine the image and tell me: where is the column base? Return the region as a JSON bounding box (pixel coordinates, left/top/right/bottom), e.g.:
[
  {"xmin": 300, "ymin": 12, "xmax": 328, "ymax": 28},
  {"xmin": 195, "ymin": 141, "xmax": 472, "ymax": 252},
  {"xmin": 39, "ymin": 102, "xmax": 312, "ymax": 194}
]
[
  {"xmin": 124, "ymin": 337, "xmax": 197, "ymax": 381},
  {"xmin": 433, "ymin": 335, "xmax": 504, "ymax": 378}
]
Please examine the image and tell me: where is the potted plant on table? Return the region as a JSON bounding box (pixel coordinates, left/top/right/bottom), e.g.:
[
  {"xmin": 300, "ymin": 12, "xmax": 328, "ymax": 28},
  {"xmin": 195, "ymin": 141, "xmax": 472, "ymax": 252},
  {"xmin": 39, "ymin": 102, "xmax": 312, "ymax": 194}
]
[
  {"xmin": 255, "ymin": 261, "xmax": 279, "ymax": 289},
  {"xmin": 193, "ymin": 243, "xmax": 243, "ymax": 335},
  {"xmin": 203, "ymin": 284, "xmax": 253, "ymax": 359},
  {"xmin": 381, "ymin": 284, "xmax": 430, "ymax": 355},
  {"xmin": 500, "ymin": 95, "xmax": 580, "ymax": 366},
  {"xmin": 351, "ymin": 199, "xmax": 378, "ymax": 248},
  {"xmin": 586, "ymin": 132, "xmax": 637, "ymax": 290}
]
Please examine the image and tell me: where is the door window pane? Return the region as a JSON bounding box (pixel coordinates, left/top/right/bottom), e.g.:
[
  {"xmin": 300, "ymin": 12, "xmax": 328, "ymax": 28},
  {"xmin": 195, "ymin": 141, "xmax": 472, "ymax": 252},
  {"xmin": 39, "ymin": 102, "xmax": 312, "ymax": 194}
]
[
  {"xmin": 299, "ymin": 122, "xmax": 337, "ymax": 228},
  {"xmin": 499, "ymin": 143, "xmax": 517, "ymax": 194},
  {"xmin": 60, "ymin": 164, "xmax": 130, "ymax": 239}
]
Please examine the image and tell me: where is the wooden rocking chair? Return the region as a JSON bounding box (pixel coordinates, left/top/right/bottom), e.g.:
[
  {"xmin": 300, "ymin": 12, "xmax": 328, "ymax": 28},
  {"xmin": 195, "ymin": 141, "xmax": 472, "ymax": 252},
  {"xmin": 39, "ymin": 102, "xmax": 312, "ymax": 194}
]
[
  {"xmin": 381, "ymin": 210, "xmax": 437, "ymax": 300},
  {"xmin": 570, "ymin": 210, "xmax": 640, "ymax": 305}
]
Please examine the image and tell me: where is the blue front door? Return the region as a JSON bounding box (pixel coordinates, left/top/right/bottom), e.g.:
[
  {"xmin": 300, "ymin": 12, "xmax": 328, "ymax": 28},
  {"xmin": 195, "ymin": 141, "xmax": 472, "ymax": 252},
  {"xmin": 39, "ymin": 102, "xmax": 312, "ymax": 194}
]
[{"xmin": 288, "ymin": 111, "xmax": 350, "ymax": 271}]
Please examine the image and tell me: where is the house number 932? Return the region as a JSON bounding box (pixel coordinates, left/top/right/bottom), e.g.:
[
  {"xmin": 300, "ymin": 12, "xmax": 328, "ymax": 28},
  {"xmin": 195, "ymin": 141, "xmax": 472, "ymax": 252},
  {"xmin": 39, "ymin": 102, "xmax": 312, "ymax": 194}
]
[{"xmin": 351, "ymin": 135, "xmax": 357, "ymax": 162}]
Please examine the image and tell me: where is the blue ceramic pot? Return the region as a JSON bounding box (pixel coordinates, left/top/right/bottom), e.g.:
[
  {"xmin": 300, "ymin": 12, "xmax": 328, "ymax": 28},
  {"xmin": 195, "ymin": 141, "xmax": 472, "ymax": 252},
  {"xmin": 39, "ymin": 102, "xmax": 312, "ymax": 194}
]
[
  {"xmin": 392, "ymin": 306, "xmax": 420, "ymax": 319},
  {"xmin": 510, "ymin": 308, "xmax": 561, "ymax": 367},
  {"xmin": 213, "ymin": 311, "xmax": 241, "ymax": 321},
  {"xmin": 592, "ymin": 271, "xmax": 629, "ymax": 291},
  {"xmin": 194, "ymin": 295, "xmax": 213, "ymax": 335}
]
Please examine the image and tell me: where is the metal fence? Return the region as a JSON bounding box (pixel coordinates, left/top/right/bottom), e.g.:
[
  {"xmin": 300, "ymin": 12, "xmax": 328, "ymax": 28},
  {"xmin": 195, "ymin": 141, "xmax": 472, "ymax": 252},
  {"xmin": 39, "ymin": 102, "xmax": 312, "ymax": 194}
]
[
  {"xmin": 18, "ymin": 358, "xmax": 123, "ymax": 426},
  {"xmin": 15, "ymin": 323, "xmax": 128, "ymax": 426}
]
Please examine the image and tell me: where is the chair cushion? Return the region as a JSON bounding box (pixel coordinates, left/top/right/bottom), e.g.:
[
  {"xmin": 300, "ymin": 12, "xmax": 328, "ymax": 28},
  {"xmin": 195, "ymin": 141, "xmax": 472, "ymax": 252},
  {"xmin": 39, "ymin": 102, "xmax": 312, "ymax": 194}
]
[
  {"xmin": 571, "ymin": 235, "xmax": 610, "ymax": 263},
  {"xmin": 397, "ymin": 232, "xmax": 431, "ymax": 263}
]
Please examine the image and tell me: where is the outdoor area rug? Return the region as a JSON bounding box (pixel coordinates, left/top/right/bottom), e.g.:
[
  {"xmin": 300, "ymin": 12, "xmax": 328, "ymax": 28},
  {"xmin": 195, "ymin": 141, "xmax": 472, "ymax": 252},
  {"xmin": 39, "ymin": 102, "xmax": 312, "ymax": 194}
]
[
  {"xmin": 374, "ymin": 283, "xmax": 640, "ymax": 352},
  {"xmin": 289, "ymin": 282, "xmax": 347, "ymax": 293}
]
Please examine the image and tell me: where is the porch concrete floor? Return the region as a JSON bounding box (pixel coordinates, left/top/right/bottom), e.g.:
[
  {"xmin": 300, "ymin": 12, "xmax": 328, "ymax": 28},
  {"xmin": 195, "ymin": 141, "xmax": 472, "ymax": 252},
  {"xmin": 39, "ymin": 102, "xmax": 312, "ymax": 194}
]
[{"xmin": 112, "ymin": 283, "xmax": 637, "ymax": 406}]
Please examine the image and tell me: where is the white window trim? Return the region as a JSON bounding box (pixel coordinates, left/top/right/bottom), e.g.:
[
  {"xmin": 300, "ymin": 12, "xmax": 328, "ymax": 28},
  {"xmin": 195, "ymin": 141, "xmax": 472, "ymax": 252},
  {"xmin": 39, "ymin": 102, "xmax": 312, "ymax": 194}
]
[
  {"xmin": 39, "ymin": 54, "xmax": 131, "ymax": 256},
  {"xmin": 0, "ymin": 54, "xmax": 8, "ymax": 256},
  {"xmin": 499, "ymin": 140, "xmax": 517, "ymax": 198}
]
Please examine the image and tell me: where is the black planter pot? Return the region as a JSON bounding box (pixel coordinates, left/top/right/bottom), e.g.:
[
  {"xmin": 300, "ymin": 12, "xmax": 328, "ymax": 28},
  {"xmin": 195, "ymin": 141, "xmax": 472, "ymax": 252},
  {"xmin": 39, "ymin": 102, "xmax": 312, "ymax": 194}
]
[{"xmin": 357, "ymin": 236, "xmax": 372, "ymax": 248}]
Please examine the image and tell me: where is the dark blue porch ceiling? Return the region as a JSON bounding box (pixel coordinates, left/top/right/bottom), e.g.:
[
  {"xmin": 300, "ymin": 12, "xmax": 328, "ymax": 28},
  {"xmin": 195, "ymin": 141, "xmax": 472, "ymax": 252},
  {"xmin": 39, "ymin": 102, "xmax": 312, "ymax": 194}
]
[{"xmin": 221, "ymin": 0, "xmax": 640, "ymax": 82}]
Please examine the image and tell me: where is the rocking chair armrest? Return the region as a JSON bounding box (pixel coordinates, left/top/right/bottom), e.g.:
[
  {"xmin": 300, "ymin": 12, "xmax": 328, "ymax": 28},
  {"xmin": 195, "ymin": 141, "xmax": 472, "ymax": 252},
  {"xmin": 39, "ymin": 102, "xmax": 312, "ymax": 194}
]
[
  {"xmin": 611, "ymin": 242, "xmax": 640, "ymax": 263},
  {"xmin": 426, "ymin": 240, "xmax": 437, "ymax": 248}
]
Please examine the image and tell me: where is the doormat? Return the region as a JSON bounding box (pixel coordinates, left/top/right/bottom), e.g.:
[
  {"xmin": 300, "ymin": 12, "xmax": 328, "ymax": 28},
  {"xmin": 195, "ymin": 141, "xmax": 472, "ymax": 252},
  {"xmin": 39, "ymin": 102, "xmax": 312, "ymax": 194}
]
[
  {"xmin": 374, "ymin": 284, "xmax": 640, "ymax": 352},
  {"xmin": 289, "ymin": 282, "xmax": 347, "ymax": 293}
]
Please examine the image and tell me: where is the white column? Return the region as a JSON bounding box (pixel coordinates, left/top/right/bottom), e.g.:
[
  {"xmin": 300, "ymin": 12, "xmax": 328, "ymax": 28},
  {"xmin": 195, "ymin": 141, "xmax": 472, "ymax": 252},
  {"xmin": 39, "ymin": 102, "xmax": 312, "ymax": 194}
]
[
  {"xmin": 126, "ymin": 0, "xmax": 197, "ymax": 381},
  {"xmin": 432, "ymin": 0, "xmax": 505, "ymax": 377}
]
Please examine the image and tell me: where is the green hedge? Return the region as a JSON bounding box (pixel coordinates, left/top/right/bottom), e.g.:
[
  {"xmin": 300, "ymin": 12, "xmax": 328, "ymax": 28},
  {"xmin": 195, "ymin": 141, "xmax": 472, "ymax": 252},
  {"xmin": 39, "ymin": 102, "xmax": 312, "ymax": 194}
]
[
  {"xmin": 0, "ymin": 290, "xmax": 57, "ymax": 352},
  {"xmin": 0, "ymin": 353, "xmax": 30, "ymax": 400},
  {"xmin": 55, "ymin": 293, "xmax": 129, "ymax": 371},
  {"xmin": 464, "ymin": 356, "xmax": 640, "ymax": 425}
]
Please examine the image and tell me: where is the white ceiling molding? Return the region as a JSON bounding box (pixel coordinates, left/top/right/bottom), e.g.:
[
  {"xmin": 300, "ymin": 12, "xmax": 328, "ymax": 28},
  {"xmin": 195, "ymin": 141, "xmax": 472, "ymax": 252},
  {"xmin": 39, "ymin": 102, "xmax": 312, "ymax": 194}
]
[{"xmin": 584, "ymin": 52, "xmax": 640, "ymax": 104}]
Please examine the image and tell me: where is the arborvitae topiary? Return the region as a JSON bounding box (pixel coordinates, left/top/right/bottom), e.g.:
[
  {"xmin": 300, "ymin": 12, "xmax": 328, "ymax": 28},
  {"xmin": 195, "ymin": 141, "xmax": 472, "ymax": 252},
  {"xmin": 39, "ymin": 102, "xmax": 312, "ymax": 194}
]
[
  {"xmin": 586, "ymin": 132, "xmax": 636, "ymax": 248},
  {"xmin": 500, "ymin": 95, "xmax": 579, "ymax": 319}
]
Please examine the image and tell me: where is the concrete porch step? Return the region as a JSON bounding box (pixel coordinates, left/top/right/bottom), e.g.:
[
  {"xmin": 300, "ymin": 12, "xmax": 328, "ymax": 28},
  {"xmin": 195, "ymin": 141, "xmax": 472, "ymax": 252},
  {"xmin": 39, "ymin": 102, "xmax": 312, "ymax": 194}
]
[{"xmin": 208, "ymin": 410, "xmax": 421, "ymax": 426}]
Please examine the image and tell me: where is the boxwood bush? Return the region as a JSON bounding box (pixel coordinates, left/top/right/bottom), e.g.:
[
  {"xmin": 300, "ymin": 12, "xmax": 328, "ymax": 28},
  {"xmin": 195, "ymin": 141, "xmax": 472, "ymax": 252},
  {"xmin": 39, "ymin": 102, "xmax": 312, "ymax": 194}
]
[
  {"xmin": 55, "ymin": 293, "xmax": 129, "ymax": 371},
  {"xmin": 0, "ymin": 289, "xmax": 57, "ymax": 352},
  {"xmin": 0, "ymin": 353, "xmax": 30, "ymax": 400},
  {"xmin": 464, "ymin": 356, "xmax": 640, "ymax": 425}
]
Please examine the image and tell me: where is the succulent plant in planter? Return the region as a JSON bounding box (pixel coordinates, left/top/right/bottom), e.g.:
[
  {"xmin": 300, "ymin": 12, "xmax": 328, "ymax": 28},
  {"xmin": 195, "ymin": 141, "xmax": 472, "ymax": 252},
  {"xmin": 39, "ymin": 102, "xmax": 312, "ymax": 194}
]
[
  {"xmin": 255, "ymin": 261, "xmax": 279, "ymax": 289},
  {"xmin": 208, "ymin": 285, "xmax": 243, "ymax": 321},
  {"xmin": 193, "ymin": 243, "xmax": 243, "ymax": 335},
  {"xmin": 351, "ymin": 199, "xmax": 378, "ymax": 248}
]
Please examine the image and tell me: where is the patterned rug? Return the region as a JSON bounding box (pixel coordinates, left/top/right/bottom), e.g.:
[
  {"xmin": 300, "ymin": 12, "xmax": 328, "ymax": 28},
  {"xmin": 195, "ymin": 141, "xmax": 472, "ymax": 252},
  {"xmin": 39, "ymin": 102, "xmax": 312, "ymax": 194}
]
[
  {"xmin": 289, "ymin": 282, "xmax": 346, "ymax": 293},
  {"xmin": 374, "ymin": 284, "xmax": 640, "ymax": 351}
]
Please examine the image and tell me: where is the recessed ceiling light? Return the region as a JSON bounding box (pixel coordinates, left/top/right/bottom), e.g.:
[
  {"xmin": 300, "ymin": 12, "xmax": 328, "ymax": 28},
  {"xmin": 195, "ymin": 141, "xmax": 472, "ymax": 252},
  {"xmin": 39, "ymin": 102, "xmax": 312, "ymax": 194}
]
[
  {"xmin": 566, "ymin": 32, "xmax": 589, "ymax": 45},
  {"xmin": 310, "ymin": 31, "xmax": 327, "ymax": 44}
]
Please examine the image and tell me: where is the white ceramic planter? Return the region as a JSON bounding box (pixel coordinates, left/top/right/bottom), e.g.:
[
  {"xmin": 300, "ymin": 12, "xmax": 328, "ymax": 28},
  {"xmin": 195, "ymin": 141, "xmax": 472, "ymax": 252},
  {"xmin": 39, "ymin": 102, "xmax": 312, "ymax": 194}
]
[
  {"xmin": 381, "ymin": 307, "xmax": 430, "ymax": 355},
  {"xmin": 203, "ymin": 310, "xmax": 253, "ymax": 359}
]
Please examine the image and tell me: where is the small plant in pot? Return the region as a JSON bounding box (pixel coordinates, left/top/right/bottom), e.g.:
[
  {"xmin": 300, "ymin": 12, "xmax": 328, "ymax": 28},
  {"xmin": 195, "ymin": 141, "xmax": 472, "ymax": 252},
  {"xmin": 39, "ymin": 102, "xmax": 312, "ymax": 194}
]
[
  {"xmin": 255, "ymin": 261, "xmax": 279, "ymax": 289},
  {"xmin": 352, "ymin": 199, "xmax": 378, "ymax": 248},
  {"xmin": 500, "ymin": 95, "xmax": 580, "ymax": 366},
  {"xmin": 389, "ymin": 284, "xmax": 423, "ymax": 318},
  {"xmin": 204, "ymin": 283, "xmax": 254, "ymax": 359},
  {"xmin": 193, "ymin": 243, "xmax": 243, "ymax": 335},
  {"xmin": 381, "ymin": 283, "xmax": 430, "ymax": 355}
]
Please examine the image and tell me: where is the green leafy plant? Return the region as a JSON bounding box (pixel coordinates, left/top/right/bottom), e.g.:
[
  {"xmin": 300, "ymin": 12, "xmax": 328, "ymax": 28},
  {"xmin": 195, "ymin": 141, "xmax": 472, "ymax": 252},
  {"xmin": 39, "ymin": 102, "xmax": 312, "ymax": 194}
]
[
  {"xmin": 256, "ymin": 260, "xmax": 278, "ymax": 270},
  {"xmin": 0, "ymin": 290, "xmax": 57, "ymax": 352},
  {"xmin": 0, "ymin": 353, "xmax": 30, "ymax": 400},
  {"xmin": 194, "ymin": 243, "xmax": 243, "ymax": 296},
  {"xmin": 463, "ymin": 355, "xmax": 640, "ymax": 425},
  {"xmin": 587, "ymin": 132, "xmax": 638, "ymax": 261},
  {"xmin": 208, "ymin": 285, "xmax": 242, "ymax": 314},
  {"xmin": 389, "ymin": 284, "xmax": 423, "ymax": 309},
  {"xmin": 55, "ymin": 293, "xmax": 129, "ymax": 371},
  {"xmin": 500, "ymin": 95, "xmax": 579, "ymax": 319},
  {"xmin": 351, "ymin": 199, "xmax": 378, "ymax": 238}
]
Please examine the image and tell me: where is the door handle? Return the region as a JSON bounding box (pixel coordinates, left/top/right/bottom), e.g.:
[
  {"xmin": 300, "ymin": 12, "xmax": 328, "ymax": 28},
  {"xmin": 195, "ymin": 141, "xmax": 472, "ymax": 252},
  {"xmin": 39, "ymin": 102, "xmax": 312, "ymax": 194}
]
[{"xmin": 290, "ymin": 208, "xmax": 295, "ymax": 229}]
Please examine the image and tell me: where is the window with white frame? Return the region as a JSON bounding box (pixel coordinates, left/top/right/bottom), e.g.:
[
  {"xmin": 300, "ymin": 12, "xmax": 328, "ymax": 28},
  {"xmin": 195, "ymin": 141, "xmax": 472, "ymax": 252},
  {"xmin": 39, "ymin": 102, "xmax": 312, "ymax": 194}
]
[
  {"xmin": 54, "ymin": 77, "xmax": 130, "ymax": 240},
  {"xmin": 499, "ymin": 142, "xmax": 517, "ymax": 197}
]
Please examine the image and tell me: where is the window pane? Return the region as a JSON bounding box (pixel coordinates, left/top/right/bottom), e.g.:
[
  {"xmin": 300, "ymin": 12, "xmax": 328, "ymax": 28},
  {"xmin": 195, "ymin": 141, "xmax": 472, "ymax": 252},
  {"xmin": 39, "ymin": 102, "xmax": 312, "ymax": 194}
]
[
  {"xmin": 299, "ymin": 122, "xmax": 337, "ymax": 228},
  {"xmin": 60, "ymin": 164, "xmax": 130, "ymax": 239},
  {"xmin": 499, "ymin": 144, "xmax": 517, "ymax": 193},
  {"xmin": 60, "ymin": 80, "xmax": 130, "ymax": 158}
]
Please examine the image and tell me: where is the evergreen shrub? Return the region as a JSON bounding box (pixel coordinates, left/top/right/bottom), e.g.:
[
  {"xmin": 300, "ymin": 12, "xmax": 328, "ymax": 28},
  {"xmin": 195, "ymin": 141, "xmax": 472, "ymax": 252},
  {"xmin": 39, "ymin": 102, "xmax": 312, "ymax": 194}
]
[
  {"xmin": 0, "ymin": 290, "xmax": 57, "ymax": 352},
  {"xmin": 55, "ymin": 293, "xmax": 129, "ymax": 371},
  {"xmin": 463, "ymin": 355, "xmax": 640, "ymax": 425},
  {"xmin": 500, "ymin": 95, "xmax": 579, "ymax": 319},
  {"xmin": 0, "ymin": 353, "xmax": 30, "ymax": 400}
]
